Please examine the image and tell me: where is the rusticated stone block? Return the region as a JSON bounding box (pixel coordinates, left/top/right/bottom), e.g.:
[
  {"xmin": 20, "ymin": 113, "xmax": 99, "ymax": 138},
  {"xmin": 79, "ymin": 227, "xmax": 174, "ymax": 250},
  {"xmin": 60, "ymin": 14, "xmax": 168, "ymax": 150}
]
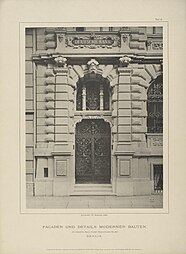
[
  {"xmin": 37, "ymin": 110, "xmax": 46, "ymax": 118},
  {"xmin": 45, "ymin": 33, "xmax": 55, "ymax": 41},
  {"xmin": 118, "ymin": 117, "xmax": 131, "ymax": 125},
  {"xmin": 45, "ymin": 118, "xmax": 55, "ymax": 126},
  {"xmin": 118, "ymin": 101, "xmax": 131, "ymax": 109},
  {"xmin": 55, "ymin": 118, "xmax": 69, "ymax": 125},
  {"xmin": 45, "ymin": 69, "xmax": 54, "ymax": 77},
  {"xmin": 132, "ymin": 110, "xmax": 147, "ymax": 117},
  {"xmin": 45, "ymin": 134, "xmax": 54, "ymax": 142},
  {"xmin": 56, "ymin": 74, "xmax": 68, "ymax": 84},
  {"xmin": 26, "ymin": 101, "xmax": 33, "ymax": 110},
  {"xmin": 25, "ymin": 61, "xmax": 32, "ymax": 74},
  {"xmin": 112, "ymin": 110, "xmax": 117, "ymax": 117},
  {"xmin": 131, "ymin": 85, "xmax": 142, "ymax": 93},
  {"xmin": 45, "ymin": 41, "xmax": 56, "ymax": 49},
  {"xmin": 56, "ymin": 101, "xmax": 68, "ymax": 109},
  {"xmin": 132, "ymin": 118, "xmax": 143, "ymax": 125},
  {"xmin": 26, "ymin": 35, "xmax": 33, "ymax": 47},
  {"xmin": 45, "ymin": 93, "xmax": 55, "ymax": 101},
  {"xmin": 26, "ymin": 134, "xmax": 34, "ymax": 146},
  {"xmin": 45, "ymin": 77, "xmax": 55, "ymax": 85},
  {"xmin": 55, "ymin": 134, "xmax": 69, "ymax": 142},
  {"xmin": 37, "ymin": 126, "xmax": 45, "ymax": 134},
  {"xmin": 26, "ymin": 121, "xmax": 34, "ymax": 134},
  {"xmin": 56, "ymin": 93, "xmax": 68, "ymax": 100},
  {"xmin": 131, "ymin": 93, "xmax": 147, "ymax": 101},
  {"xmin": 45, "ymin": 126, "xmax": 55, "ymax": 134},
  {"xmin": 129, "ymin": 41, "xmax": 140, "ymax": 49},
  {"xmin": 118, "ymin": 85, "xmax": 130, "ymax": 92},
  {"xmin": 131, "ymin": 101, "xmax": 143, "ymax": 109},
  {"xmin": 132, "ymin": 134, "xmax": 145, "ymax": 142},
  {"xmin": 56, "ymin": 85, "xmax": 70, "ymax": 93},
  {"xmin": 25, "ymin": 74, "xmax": 33, "ymax": 87},
  {"xmin": 132, "ymin": 126, "xmax": 147, "ymax": 133},
  {"xmin": 118, "ymin": 126, "xmax": 131, "ymax": 133},
  {"xmin": 112, "ymin": 126, "xmax": 117, "ymax": 134},
  {"xmin": 118, "ymin": 134, "xmax": 131, "ymax": 142},
  {"xmin": 55, "ymin": 109, "xmax": 68, "ymax": 117},
  {"xmin": 118, "ymin": 93, "xmax": 131, "ymax": 100},
  {"xmin": 118, "ymin": 76, "xmax": 131, "ymax": 83},
  {"xmin": 37, "ymin": 86, "xmax": 45, "ymax": 94},
  {"xmin": 118, "ymin": 109, "xmax": 131, "ymax": 117},
  {"xmin": 56, "ymin": 125, "xmax": 68, "ymax": 134},
  {"xmin": 26, "ymin": 148, "xmax": 34, "ymax": 160},
  {"xmin": 45, "ymin": 110, "xmax": 55, "ymax": 118},
  {"xmin": 37, "ymin": 118, "xmax": 46, "ymax": 126},
  {"xmin": 45, "ymin": 101, "xmax": 55, "ymax": 109},
  {"xmin": 45, "ymin": 85, "xmax": 55, "ymax": 93}
]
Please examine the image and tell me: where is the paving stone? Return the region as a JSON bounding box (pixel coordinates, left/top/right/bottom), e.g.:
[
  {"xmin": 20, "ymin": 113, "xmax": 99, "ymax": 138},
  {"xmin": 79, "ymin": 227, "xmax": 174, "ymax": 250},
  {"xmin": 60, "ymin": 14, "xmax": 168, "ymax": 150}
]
[{"xmin": 26, "ymin": 195, "xmax": 163, "ymax": 209}]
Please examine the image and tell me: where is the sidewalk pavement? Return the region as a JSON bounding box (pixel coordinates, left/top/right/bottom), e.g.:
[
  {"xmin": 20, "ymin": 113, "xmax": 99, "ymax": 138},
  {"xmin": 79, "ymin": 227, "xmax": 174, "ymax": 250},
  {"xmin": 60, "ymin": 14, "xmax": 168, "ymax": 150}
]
[{"xmin": 26, "ymin": 194, "xmax": 163, "ymax": 209}]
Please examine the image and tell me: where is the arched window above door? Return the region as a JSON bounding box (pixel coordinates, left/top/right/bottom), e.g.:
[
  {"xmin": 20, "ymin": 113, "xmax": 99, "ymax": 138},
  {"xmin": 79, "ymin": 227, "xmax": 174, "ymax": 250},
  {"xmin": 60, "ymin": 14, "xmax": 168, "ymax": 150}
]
[
  {"xmin": 76, "ymin": 76, "xmax": 110, "ymax": 111},
  {"xmin": 147, "ymin": 75, "xmax": 163, "ymax": 133}
]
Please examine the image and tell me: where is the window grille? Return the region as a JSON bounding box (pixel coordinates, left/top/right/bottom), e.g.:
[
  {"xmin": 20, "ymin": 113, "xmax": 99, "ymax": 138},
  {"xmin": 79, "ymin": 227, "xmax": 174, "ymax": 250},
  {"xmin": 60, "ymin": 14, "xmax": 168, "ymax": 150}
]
[
  {"xmin": 76, "ymin": 80, "xmax": 110, "ymax": 111},
  {"xmin": 147, "ymin": 75, "xmax": 163, "ymax": 133},
  {"xmin": 153, "ymin": 164, "xmax": 163, "ymax": 193}
]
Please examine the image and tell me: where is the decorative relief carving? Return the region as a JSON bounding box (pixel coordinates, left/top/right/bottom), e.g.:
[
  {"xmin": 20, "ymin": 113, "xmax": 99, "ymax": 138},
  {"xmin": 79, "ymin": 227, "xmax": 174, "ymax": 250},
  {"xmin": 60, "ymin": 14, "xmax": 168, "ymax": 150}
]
[
  {"xmin": 56, "ymin": 161, "xmax": 67, "ymax": 176},
  {"xmin": 119, "ymin": 55, "xmax": 132, "ymax": 67},
  {"xmin": 147, "ymin": 134, "xmax": 163, "ymax": 147},
  {"xmin": 122, "ymin": 34, "xmax": 129, "ymax": 43},
  {"xmin": 147, "ymin": 40, "xmax": 163, "ymax": 50},
  {"xmin": 57, "ymin": 34, "xmax": 65, "ymax": 43},
  {"xmin": 87, "ymin": 59, "xmax": 99, "ymax": 74},
  {"xmin": 65, "ymin": 33, "xmax": 120, "ymax": 49},
  {"xmin": 152, "ymin": 137, "xmax": 163, "ymax": 146},
  {"xmin": 54, "ymin": 56, "xmax": 67, "ymax": 67}
]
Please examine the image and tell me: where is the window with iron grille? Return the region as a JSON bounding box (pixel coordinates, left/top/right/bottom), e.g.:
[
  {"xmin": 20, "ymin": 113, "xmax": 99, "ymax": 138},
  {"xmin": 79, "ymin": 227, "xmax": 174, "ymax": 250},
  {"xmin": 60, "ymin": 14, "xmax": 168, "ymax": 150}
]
[
  {"xmin": 147, "ymin": 75, "xmax": 163, "ymax": 133},
  {"xmin": 76, "ymin": 79, "xmax": 110, "ymax": 111},
  {"xmin": 153, "ymin": 164, "xmax": 163, "ymax": 193}
]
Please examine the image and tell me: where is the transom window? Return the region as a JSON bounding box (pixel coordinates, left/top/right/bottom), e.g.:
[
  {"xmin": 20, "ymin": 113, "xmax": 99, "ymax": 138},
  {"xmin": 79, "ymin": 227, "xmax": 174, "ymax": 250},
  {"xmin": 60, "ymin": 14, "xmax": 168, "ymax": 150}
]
[
  {"xmin": 147, "ymin": 75, "xmax": 163, "ymax": 133},
  {"xmin": 76, "ymin": 78, "xmax": 110, "ymax": 111}
]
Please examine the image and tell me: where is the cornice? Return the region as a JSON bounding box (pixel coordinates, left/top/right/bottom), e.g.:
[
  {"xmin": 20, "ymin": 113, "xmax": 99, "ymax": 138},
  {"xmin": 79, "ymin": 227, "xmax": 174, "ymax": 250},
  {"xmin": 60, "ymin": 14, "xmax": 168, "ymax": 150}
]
[{"xmin": 32, "ymin": 53, "xmax": 163, "ymax": 65}]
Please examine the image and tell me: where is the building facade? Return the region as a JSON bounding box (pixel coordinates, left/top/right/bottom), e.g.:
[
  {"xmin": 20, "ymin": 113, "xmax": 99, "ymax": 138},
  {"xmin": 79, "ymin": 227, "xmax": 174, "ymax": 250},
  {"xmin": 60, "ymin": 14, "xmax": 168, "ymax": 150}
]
[{"xmin": 25, "ymin": 26, "xmax": 163, "ymax": 197}]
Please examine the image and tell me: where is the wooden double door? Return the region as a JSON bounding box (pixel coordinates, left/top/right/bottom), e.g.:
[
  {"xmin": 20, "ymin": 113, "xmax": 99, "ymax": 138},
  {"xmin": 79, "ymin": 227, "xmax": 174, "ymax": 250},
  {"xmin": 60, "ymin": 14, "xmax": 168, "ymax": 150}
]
[{"xmin": 75, "ymin": 119, "xmax": 111, "ymax": 184}]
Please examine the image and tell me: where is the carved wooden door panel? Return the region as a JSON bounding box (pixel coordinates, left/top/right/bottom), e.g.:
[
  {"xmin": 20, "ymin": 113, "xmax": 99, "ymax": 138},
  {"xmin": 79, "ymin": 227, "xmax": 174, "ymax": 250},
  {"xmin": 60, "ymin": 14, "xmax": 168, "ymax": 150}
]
[{"xmin": 75, "ymin": 119, "xmax": 111, "ymax": 183}]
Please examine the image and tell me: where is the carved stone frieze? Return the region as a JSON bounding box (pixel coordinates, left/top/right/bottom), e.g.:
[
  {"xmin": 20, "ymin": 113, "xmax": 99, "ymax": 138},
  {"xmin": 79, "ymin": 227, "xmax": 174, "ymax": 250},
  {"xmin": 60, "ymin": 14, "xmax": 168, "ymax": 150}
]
[
  {"xmin": 65, "ymin": 33, "xmax": 120, "ymax": 49},
  {"xmin": 147, "ymin": 40, "xmax": 163, "ymax": 50},
  {"xmin": 147, "ymin": 134, "xmax": 163, "ymax": 147}
]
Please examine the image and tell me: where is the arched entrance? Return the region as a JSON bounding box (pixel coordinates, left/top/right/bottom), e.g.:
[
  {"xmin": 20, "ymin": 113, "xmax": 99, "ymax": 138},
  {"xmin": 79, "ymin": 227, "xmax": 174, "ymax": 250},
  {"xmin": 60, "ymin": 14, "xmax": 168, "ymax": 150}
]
[{"xmin": 75, "ymin": 119, "xmax": 111, "ymax": 184}]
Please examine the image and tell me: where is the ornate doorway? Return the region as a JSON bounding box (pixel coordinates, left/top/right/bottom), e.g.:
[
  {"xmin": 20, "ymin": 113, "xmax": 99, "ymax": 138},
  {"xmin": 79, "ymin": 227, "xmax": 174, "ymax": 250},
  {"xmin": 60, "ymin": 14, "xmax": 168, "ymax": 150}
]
[{"xmin": 75, "ymin": 119, "xmax": 111, "ymax": 183}]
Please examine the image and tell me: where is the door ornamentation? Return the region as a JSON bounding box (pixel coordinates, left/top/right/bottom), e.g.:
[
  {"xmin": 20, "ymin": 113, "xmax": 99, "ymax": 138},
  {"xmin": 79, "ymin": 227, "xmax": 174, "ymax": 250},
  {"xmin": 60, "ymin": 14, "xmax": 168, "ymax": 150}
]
[{"xmin": 75, "ymin": 119, "xmax": 111, "ymax": 183}]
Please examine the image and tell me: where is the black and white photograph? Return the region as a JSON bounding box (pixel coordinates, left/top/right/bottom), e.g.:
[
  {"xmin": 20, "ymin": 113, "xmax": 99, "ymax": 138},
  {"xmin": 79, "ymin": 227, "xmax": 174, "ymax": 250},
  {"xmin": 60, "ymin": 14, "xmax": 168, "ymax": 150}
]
[
  {"xmin": 25, "ymin": 26, "xmax": 164, "ymax": 209},
  {"xmin": 1, "ymin": 1, "xmax": 186, "ymax": 253}
]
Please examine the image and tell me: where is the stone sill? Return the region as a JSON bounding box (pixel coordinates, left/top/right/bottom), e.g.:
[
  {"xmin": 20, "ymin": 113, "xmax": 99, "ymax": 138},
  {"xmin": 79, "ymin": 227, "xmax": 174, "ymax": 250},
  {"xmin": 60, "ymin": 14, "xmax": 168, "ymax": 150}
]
[{"xmin": 74, "ymin": 111, "xmax": 112, "ymax": 116}]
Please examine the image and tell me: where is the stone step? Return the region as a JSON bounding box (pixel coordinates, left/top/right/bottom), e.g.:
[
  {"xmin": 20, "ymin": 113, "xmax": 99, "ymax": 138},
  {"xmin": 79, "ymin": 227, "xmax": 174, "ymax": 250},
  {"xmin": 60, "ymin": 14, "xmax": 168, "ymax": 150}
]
[{"xmin": 71, "ymin": 184, "xmax": 114, "ymax": 196}]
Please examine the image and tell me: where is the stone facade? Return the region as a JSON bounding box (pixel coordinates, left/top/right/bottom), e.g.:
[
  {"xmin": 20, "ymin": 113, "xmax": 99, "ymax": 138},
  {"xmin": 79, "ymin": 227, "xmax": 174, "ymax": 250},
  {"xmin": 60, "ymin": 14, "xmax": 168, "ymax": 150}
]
[{"xmin": 25, "ymin": 27, "xmax": 163, "ymax": 197}]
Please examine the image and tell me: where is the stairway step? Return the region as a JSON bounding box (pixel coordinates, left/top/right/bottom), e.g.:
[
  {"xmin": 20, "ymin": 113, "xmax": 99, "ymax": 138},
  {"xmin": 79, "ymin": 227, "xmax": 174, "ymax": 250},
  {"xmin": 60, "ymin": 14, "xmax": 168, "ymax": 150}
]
[
  {"xmin": 72, "ymin": 184, "xmax": 114, "ymax": 196},
  {"xmin": 71, "ymin": 192, "xmax": 115, "ymax": 196}
]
